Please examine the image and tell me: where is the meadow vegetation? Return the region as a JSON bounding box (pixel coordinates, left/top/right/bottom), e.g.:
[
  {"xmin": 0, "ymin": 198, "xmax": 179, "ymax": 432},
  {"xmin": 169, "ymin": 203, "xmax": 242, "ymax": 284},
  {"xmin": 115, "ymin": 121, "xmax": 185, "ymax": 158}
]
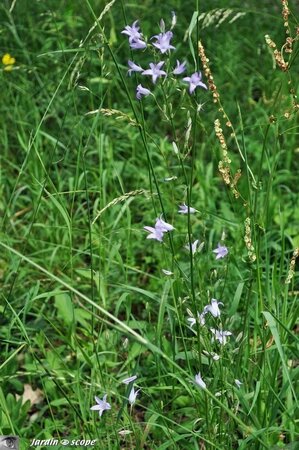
[{"xmin": 0, "ymin": 0, "xmax": 298, "ymax": 449}]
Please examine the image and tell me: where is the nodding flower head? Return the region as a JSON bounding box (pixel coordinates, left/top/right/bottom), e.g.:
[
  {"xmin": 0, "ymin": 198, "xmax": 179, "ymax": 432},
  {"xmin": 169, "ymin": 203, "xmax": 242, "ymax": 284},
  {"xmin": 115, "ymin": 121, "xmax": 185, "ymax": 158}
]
[
  {"xmin": 136, "ymin": 84, "xmax": 151, "ymax": 100},
  {"xmin": 178, "ymin": 203, "xmax": 196, "ymax": 214},
  {"xmin": 127, "ymin": 60, "xmax": 144, "ymax": 76},
  {"xmin": 194, "ymin": 372, "xmax": 207, "ymax": 389}
]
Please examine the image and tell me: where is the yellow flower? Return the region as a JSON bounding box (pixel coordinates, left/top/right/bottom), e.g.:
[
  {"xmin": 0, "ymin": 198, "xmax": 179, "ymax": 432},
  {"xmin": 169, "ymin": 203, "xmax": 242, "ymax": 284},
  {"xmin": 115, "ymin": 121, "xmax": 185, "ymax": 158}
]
[{"xmin": 2, "ymin": 53, "xmax": 16, "ymax": 71}]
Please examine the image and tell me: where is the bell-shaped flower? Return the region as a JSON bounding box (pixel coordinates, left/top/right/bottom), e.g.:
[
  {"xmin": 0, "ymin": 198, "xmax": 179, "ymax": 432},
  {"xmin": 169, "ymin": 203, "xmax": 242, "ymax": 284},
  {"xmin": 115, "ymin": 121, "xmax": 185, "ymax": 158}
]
[
  {"xmin": 203, "ymin": 298, "xmax": 223, "ymax": 318},
  {"xmin": 128, "ymin": 386, "xmax": 140, "ymax": 406},
  {"xmin": 144, "ymin": 225, "xmax": 164, "ymax": 242},
  {"xmin": 122, "ymin": 21, "xmax": 142, "ymax": 42},
  {"xmin": 210, "ymin": 328, "xmax": 232, "ymax": 345},
  {"xmin": 142, "ymin": 62, "xmax": 167, "ymax": 84},
  {"xmin": 178, "ymin": 203, "xmax": 196, "ymax": 214},
  {"xmin": 122, "ymin": 375, "xmax": 138, "ymax": 384},
  {"xmin": 173, "ymin": 60, "xmax": 186, "ymax": 75},
  {"xmin": 127, "ymin": 60, "xmax": 144, "ymax": 76},
  {"xmin": 155, "ymin": 215, "xmax": 174, "ymax": 232},
  {"xmin": 187, "ymin": 311, "xmax": 206, "ymax": 328},
  {"xmin": 130, "ymin": 39, "xmax": 147, "ymax": 50},
  {"xmin": 122, "ymin": 21, "xmax": 147, "ymax": 49},
  {"xmin": 136, "ymin": 84, "xmax": 151, "ymax": 100},
  {"xmin": 194, "ymin": 372, "xmax": 207, "ymax": 389},
  {"xmin": 144, "ymin": 215, "xmax": 174, "ymax": 242},
  {"xmin": 213, "ymin": 243, "xmax": 228, "ymax": 259},
  {"xmin": 151, "ymin": 31, "xmax": 175, "ymax": 53},
  {"xmin": 90, "ymin": 394, "xmax": 111, "ymax": 417},
  {"xmin": 235, "ymin": 379, "xmax": 242, "ymax": 389},
  {"xmin": 183, "ymin": 72, "xmax": 207, "ymax": 94}
]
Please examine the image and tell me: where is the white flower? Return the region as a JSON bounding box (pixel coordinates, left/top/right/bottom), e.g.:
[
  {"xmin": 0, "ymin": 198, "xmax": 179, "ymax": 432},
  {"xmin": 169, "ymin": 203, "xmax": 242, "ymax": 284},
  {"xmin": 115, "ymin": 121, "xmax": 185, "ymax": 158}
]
[
  {"xmin": 212, "ymin": 243, "xmax": 228, "ymax": 259},
  {"xmin": 136, "ymin": 84, "xmax": 151, "ymax": 100},
  {"xmin": 155, "ymin": 215, "xmax": 175, "ymax": 232},
  {"xmin": 194, "ymin": 372, "xmax": 206, "ymax": 389},
  {"xmin": 210, "ymin": 328, "xmax": 232, "ymax": 345},
  {"xmin": 142, "ymin": 62, "xmax": 167, "ymax": 83},
  {"xmin": 127, "ymin": 60, "xmax": 144, "ymax": 76},
  {"xmin": 178, "ymin": 203, "xmax": 196, "ymax": 214},
  {"xmin": 187, "ymin": 311, "xmax": 206, "ymax": 328},
  {"xmin": 144, "ymin": 215, "xmax": 174, "ymax": 242},
  {"xmin": 187, "ymin": 317, "xmax": 196, "ymax": 327},
  {"xmin": 162, "ymin": 269, "xmax": 173, "ymax": 276},
  {"xmin": 122, "ymin": 375, "xmax": 138, "ymax": 385},
  {"xmin": 235, "ymin": 379, "xmax": 242, "ymax": 389},
  {"xmin": 203, "ymin": 298, "xmax": 223, "ymax": 318},
  {"xmin": 128, "ymin": 386, "xmax": 140, "ymax": 405},
  {"xmin": 144, "ymin": 225, "xmax": 164, "ymax": 241},
  {"xmin": 90, "ymin": 394, "xmax": 111, "ymax": 417}
]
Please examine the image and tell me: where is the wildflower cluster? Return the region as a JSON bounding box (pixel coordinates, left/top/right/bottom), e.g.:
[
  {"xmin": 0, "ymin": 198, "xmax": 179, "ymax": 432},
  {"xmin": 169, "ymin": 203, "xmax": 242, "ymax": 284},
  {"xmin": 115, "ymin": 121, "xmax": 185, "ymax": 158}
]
[
  {"xmin": 188, "ymin": 293, "xmax": 234, "ymax": 392},
  {"xmin": 90, "ymin": 375, "xmax": 140, "ymax": 419},
  {"xmin": 144, "ymin": 215, "xmax": 174, "ymax": 242},
  {"xmin": 143, "ymin": 206, "xmax": 227, "ymax": 258},
  {"xmin": 89, "ymin": 14, "xmax": 243, "ymax": 424},
  {"xmin": 121, "ymin": 17, "xmax": 207, "ymax": 99},
  {"xmin": 187, "ymin": 286, "xmax": 244, "ymax": 395},
  {"xmin": 143, "ymin": 206, "xmax": 233, "ymax": 393}
]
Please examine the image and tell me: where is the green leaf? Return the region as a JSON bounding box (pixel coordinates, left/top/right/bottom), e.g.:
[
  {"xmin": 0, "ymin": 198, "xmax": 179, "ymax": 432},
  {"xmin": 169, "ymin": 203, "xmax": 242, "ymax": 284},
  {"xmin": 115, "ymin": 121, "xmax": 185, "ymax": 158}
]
[{"xmin": 54, "ymin": 292, "xmax": 74, "ymax": 325}]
